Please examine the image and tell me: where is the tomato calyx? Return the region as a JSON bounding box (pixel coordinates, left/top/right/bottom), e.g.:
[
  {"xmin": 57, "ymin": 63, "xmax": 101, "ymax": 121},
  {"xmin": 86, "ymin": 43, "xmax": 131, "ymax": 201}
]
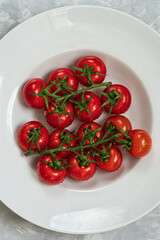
[
  {"xmin": 117, "ymin": 130, "xmax": 132, "ymax": 150},
  {"xmin": 41, "ymin": 159, "xmax": 64, "ymax": 170},
  {"xmin": 50, "ymin": 76, "xmax": 74, "ymax": 95},
  {"xmin": 73, "ymin": 65, "xmax": 105, "ymax": 86},
  {"xmin": 28, "ymin": 82, "xmax": 54, "ymax": 110},
  {"xmin": 100, "ymin": 85, "xmax": 122, "ymax": 114},
  {"xmin": 76, "ymin": 150, "xmax": 97, "ymax": 167},
  {"xmin": 59, "ymin": 130, "xmax": 80, "ymax": 147},
  {"xmin": 27, "ymin": 125, "xmax": 44, "ymax": 151},
  {"xmin": 46, "ymin": 101, "xmax": 73, "ymax": 124},
  {"xmin": 93, "ymin": 143, "xmax": 112, "ymax": 162},
  {"xmin": 70, "ymin": 92, "xmax": 93, "ymax": 119},
  {"xmin": 41, "ymin": 154, "xmax": 74, "ymax": 170},
  {"xmin": 103, "ymin": 121, "xmax": 119, "ymax": 143},
  {"xmin": 104, "ymin": 121, "xmax": 132, "ymax": 150},
  {"xmin": 80, "ymin": 125, "xmax": 103, "ymax": 146}
]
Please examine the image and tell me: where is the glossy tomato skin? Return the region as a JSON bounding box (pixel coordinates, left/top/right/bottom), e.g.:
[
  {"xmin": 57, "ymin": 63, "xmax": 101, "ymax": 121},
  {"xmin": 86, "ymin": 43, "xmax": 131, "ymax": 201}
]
[
  {"xmin": 17, "ymin": 121, "xmax": 49, "ymax": 151},
  {"xmin": 48, "ymin": 129, "xmax": 77, "ymax": 158},
  {"xmin": 67, "ymin": 152, "xmax": 96, "ymax": 181},
  {"xmin": 49, "ymin": 68, "xmax": 79, "ymax": 96},
  {"xmin": 95, "ymin": 144, "xmax": 123, "ymax": 172},
  {"xmin": 101, "ymin": 84, "xmax": 131, "ymax": 114},
  {"xmin": 128, "ymin": 129, "xmax": 152, "ymax": 158},
  {"xmin": 104, "ymin": 115, "xmax": 132, "ymax": 145},
  {"xmin": 77, "ymin": 122, "xmax": 104, "ymax": 147},
  {"xmin": 75, "ymin": 56, "xmax": 106, "ymax": 87},
  {"xmin": 37, "ymin": 154, "xmax": 67, "ymax": 185},
  {"xmin": 23, "ymin": 78, "xmax": 52, "ymax": 109},
  {"xmin": 44, "ymin": 101, "xmax": 74, "ymax": 128},
  {"xmin": 74, "ymin": 91, "xmax": 103, "ymax": 122}
]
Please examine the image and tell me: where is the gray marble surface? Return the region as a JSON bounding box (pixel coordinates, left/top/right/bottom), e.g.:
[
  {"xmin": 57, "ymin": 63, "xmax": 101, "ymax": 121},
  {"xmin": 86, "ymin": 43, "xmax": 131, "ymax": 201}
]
[{"xmin": 0, "ymin": 0, "xmax": 160, "ymax": 239}]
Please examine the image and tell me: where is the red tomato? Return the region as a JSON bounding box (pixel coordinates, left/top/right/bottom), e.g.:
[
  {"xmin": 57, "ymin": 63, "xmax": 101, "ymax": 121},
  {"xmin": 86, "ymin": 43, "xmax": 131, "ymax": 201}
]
[
  {"xmin": 49, "ymin": 68, "xmax": 79, "ymax": 96},
  {"xmin": 104, "ymin": 115, "xmax": 132, "ymax": 145},
  {"xmin": 77, "ymin": 122, "xmax": 104, "ymax": 147},
  {"xmin": 17, "ymin": 121, "xmax": 49, "ymax": 151},
  {"xmin": 101, "ymin": 84, "xmax": 131, "ymax": 114},
  {"xmin": 23, "ymin": 78, "xmax": 52, "ymax": 109},
  {"xmin": 67, "ymin": 152, "xmax": 96, "ymax": 181},
  {"xmin": 127, "ymin": 129, "xmax": 152, "ymax": 158},
  {"xmin": 75, "ymin": 56, "xmax": 106, "ymax": 86},
  {"xmin": 37, "ymin": 154, "xmax": 67, "ymax": 185},
  {"xmin": 95, "ymin": 144, "xmax": 122, "ymax": 172},
  {"xmin": 48, "ymin": 129, "xmax": 77, "ymax": 158},
  {"xmin": 44, "ymin": 100, "xmax": 74, "ymax": 128},
  {"xmin": 72, "ymin": 91, "xmax": 103, "ymax": 122}
]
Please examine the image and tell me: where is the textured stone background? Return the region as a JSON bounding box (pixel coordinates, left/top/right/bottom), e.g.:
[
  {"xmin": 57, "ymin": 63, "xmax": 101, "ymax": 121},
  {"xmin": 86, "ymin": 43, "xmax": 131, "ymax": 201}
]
[{"xmin": 0, "ymin": 0, "xmax": 160, "ymax": 239}]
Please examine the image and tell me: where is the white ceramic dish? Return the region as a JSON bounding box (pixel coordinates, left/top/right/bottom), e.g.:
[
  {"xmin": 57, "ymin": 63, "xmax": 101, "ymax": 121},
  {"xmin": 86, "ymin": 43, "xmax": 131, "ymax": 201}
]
[{"xmin": 0, "ymin": 5, "xmax": 160, "ymax": 234}]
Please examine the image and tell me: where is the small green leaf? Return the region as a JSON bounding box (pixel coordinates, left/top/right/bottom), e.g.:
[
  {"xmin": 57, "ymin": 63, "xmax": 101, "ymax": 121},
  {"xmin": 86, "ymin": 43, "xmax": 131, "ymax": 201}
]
[
  {"xmin": 35, "ymin": 138, "xmax": 41, "ymax": 151},
  {"xmin": 72, "ymin": 66, "xmax": 83, "ymax": 71},
  {"xmin": 43, "ymin": 95, "xmax": 49, "ymax": 110},
  {"xmin": 28, "ymin": 92, "xmax": 42, "ymax": 96},
  {"xmin": 86, "ymin": 93, "xmax": 93, "ymax": 104},
  {"xmin": 46, "ymin": 109, "xmax": 58, "ymax": 116}
]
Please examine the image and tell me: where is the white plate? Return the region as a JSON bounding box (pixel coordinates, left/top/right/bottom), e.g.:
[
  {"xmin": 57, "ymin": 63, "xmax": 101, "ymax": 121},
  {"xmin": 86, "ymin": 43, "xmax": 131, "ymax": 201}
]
[{"xmin": 0, "ymin": 5, "xmax": 160, "ymax": 234}]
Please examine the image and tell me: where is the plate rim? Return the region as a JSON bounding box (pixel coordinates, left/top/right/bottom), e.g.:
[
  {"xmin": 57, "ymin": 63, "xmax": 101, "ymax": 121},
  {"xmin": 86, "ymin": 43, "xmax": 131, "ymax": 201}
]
[{"xmin": 1, "ymin": 4, "xmax": 160, "ymax": 42}]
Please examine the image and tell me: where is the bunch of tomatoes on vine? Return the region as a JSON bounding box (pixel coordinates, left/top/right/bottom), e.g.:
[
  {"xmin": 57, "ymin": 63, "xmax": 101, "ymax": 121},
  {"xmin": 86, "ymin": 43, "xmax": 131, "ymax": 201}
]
[{"xmin": 17, "ymin": 56, "xmax": 152, "ymax": 185}]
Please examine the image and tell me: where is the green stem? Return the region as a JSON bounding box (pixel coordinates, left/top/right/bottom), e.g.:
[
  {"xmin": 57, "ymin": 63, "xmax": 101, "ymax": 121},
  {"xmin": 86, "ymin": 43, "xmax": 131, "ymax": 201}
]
[
  {"xmin": 46, "ymin": 82, "xmax": 112, "ymax": 101},
  {"xmin": 25, "ymin": 133, "xmax": 120, "ymax": 157}
]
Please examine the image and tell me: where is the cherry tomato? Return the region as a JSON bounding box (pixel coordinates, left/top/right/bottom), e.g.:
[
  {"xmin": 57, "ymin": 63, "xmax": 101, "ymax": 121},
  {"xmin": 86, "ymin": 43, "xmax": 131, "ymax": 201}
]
[
  {"xmin": 37, "ymin": 154, "xmax": 67, "ymax": 185},
  {"xmin": 101, "ymin": 84, "xmax": 131, "ymax": 114},
  {"xmin": 127, "ymin": 129, "xmax": 152, "ymax": 158},
  {"xmin": 23, "ymin": 78, "xmax": 52, "ymax": 109},
  {"xmin": 77, "ymin": 122, "xmax": 104, "ymax": 147},
  {"xmin": 73, "ymin": 91, "xmax": 103, "ymax": 122},
  {"xmin": 44, "ymin": 100, "xmax": 74, "ymax": 128},
  {"xmin": 67, "ymin": 152, "xmax": 96, "ymax": 181},
  {"xmin": 49, "ymin": 68, "xmax": 79, "ymax": 96},
  {"xmin": 104, "ymin": 115, "xmax": 132, "ymax": 145},
  {"xmin": 75, "ymin": 56, "xmax": 106, "ymax": 87},
  {"xmin": 17, "ymin": 121, "xmax": 49, "ymax": 151},
  {"xmin": 48, "ymin": 129, "xmax": 77, "ymax": 158},
  {"xmin": 95, "ymin": 144, "xmax": 123, "ymax": 172}
]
